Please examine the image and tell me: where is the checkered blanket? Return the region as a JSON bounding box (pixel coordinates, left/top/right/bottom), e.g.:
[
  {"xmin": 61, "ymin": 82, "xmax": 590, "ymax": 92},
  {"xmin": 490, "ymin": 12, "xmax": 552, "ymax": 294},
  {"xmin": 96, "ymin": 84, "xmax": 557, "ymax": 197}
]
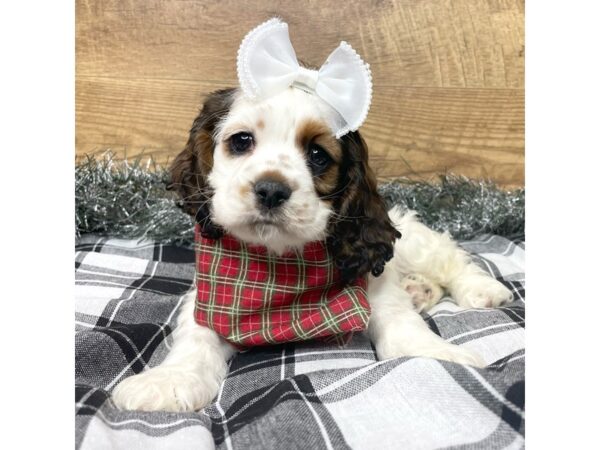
[{"xmin": 75, "ymin": 233, "xmax": 525, "ymax": 449}]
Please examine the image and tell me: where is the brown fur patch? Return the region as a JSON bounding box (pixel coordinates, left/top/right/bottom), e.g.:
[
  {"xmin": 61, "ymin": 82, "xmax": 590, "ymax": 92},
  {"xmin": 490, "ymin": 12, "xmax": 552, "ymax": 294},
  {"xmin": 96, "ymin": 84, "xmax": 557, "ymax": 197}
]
[
  {"xmin": 257, "ymin": 169, "xmax": 299, "ymax": 190},
  {"xmin": 259, "ymin": 169, "xmax": 287, "ymax": 184},
  {"xmin": 314, "ymin": 166, "xmax": 339, "ymax": 198},
  {"xmin": 295, "ymin": 118, "xmax": 342, "ymax": 197},
  {"xmin": 195, "ymin": 130, "xmax": 214, "ymax": 173},
  {"xmin": 239, "ymin": 183, "xmax": 251, "ymax": 198},
  {"xmin": 256, "ymin": 119, "xmax": 264, "ymax": 130},
  {"xmin": 295, "ymin": 119, "xmax": 341, "ymax": 162}
]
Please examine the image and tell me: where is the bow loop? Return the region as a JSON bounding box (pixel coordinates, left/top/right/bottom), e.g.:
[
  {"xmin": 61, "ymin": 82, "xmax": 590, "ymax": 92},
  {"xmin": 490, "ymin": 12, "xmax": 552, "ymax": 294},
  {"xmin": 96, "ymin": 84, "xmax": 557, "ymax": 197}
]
[
  {"xmin": 237, "ymin": 19, "xmax": 300, "ymax": 99},
  {"xmin": 236, "ymin": 18, "xmax": 372, "ymax": 138}
]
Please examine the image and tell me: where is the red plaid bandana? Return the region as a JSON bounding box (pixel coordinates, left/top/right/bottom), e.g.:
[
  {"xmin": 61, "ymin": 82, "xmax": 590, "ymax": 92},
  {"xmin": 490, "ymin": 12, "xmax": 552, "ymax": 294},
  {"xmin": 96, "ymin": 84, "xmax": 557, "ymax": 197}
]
[{"xmin": 194, "ymin": 225, "xmax": 370, "ymax": 347}]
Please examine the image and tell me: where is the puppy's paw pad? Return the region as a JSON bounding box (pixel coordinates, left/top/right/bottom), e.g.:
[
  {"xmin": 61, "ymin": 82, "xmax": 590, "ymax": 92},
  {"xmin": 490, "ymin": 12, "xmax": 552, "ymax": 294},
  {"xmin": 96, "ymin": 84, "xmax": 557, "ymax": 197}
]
[
  {"xmin": 111, "ymin": 366, "xmax": 220, "ymax": 412},
  {"xmin": 456, "ymin": 276, "xmax": 513, "ymax": 309},
  {"xmin": 399, "ymin": 273, "xmax": 444, "ymax": 312}
]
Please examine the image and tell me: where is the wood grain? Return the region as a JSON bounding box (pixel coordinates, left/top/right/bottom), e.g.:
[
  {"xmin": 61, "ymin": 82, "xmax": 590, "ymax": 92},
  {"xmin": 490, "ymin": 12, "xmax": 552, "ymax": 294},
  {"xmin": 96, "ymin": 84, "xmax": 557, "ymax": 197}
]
[{"xmin": 76, "ymin": 0, "xmax": 524, "ymax": 187}]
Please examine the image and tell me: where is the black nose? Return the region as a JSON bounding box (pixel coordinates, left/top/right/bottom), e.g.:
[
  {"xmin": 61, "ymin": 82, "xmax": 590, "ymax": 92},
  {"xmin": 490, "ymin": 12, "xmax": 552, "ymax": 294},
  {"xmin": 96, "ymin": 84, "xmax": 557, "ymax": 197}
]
[{"xmin": 254, "ymin": 179, "xmax": 292, "ymax": 209}]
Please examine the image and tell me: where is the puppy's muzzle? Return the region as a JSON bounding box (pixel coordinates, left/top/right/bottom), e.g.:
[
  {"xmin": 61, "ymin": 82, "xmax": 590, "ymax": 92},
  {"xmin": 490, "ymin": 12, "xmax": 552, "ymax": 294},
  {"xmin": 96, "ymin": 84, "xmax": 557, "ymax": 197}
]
[{"xmin": 254, "ymin": 179, "xmax": 292, "ymax": 210}]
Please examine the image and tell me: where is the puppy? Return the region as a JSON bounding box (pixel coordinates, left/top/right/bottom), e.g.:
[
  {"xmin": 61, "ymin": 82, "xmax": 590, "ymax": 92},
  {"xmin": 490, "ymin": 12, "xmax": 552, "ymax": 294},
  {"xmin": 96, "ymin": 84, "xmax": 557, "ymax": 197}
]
[{"xmin": 111, "ymin": 87, "xmax": 513, "ymax": 412}]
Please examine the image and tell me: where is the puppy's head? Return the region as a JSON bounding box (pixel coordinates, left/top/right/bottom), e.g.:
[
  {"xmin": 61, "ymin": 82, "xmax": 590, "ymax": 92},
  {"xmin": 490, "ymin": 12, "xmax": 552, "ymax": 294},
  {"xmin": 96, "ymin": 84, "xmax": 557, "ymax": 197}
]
[{"xmin": 169, "ymin": 87, "xmax": 400, "ymax": 282}]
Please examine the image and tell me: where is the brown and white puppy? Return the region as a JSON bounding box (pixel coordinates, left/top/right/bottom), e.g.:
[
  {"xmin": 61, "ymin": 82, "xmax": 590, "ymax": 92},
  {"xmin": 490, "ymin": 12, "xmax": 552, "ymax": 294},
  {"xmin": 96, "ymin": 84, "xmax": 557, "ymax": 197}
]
[
  {"xmin": 112, "ymin": 87, "xmax": 513, "ymax": 412},
  {"xmin": 169, "ymin": 87, "xmax": 398, "ymax": 281}
]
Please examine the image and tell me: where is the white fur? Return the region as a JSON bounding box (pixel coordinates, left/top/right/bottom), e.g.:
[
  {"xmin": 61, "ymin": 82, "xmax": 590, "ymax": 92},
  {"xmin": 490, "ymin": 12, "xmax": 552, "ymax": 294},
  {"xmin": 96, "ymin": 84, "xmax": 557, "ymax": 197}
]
[
  {"xmin": 386, "ymin": 206, "xmax": 513, "ymax": 309},
  {"xmin": 367, "ymin": 206, "xmax": 513, "ymax": 367},
  {"xmin": 209, "ymin": 88, "xmax": 335, "ymax": 254},
  {"xmin": 112, "ymin": 91, "xmax": 513, "ymax": 413},
  {"xmin": 111, "ymin": 290, "xmax": 236, "ymax": 412}
]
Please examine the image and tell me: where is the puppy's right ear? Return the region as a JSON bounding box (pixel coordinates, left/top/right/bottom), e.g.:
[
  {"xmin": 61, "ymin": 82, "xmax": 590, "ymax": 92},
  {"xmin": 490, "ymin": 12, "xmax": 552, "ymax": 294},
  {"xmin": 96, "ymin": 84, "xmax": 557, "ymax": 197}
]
[{"xmin": 167, "ymin": 88, "xmax": 236, "ymax": 239}]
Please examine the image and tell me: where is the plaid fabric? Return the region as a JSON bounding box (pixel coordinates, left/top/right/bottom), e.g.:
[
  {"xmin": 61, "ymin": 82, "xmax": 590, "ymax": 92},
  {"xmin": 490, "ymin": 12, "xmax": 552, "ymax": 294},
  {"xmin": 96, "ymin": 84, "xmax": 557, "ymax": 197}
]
[
  {"xmin": 75, "ymin": 233, "xmax": 525, "ymax": 450},
  {"xmin": 195, "ymin": 225, "xmax": 370, "ymax": 347}
]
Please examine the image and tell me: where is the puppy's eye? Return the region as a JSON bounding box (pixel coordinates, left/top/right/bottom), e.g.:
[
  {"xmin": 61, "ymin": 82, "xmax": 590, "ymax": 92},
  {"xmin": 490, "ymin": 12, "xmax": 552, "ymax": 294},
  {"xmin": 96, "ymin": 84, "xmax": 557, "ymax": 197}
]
[
  {"xmin": 308, "ymin": 144, "xmax": 332, "ymax": 173},
  {"xmin": 229, "ymin": 132, "xmax": 254, "ymax": 155}
]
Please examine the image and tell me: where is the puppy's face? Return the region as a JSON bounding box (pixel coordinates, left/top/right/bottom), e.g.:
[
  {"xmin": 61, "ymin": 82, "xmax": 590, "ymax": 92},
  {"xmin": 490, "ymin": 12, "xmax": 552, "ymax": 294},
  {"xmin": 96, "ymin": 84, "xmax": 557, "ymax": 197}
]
[
  {"xmin": 169, "ymin": 87, "xmax": 400, "ymax": 281},
  {"xmin": 210, "ymin": 88, "xmax": 341, "ymax": 253}
]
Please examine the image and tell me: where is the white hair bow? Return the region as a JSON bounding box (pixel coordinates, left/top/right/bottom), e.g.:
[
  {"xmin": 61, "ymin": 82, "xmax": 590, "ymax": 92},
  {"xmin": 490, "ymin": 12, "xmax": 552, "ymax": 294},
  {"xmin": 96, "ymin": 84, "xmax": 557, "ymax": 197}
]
[{"xmin": 236, "ymin": 18, "xmax": 373, "ymax": 138}]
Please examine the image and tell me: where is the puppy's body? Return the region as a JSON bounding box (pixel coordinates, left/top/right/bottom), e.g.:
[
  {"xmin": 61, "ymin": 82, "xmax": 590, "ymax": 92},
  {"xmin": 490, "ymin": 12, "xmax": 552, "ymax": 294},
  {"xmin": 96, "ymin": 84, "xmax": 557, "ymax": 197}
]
[{"xmin": 112, "ymin": 88, "xmax": 512, "ymax": 412}]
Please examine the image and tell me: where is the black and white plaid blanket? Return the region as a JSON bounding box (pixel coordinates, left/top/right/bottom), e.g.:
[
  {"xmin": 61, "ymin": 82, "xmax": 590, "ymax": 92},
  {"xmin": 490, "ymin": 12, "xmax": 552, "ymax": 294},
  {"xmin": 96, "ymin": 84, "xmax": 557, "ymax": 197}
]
[{"xmin": 75, "ymin": 234, "xmax": 525, "ymax": 449}]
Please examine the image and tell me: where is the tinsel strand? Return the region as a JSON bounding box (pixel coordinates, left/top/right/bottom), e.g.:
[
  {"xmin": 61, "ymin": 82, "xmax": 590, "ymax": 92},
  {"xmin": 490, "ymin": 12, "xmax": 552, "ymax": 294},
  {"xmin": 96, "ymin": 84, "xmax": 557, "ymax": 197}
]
[{"xmin": 75, "ymin": 153, "xmax": 524, "ymax": 245}]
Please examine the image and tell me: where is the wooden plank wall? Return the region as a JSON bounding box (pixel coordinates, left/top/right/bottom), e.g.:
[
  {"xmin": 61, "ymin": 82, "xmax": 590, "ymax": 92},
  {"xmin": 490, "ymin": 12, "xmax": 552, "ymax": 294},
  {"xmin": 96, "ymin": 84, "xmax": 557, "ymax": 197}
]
[{"xmin": 76, "ymin": 0, "xmax": 524, "ymax": 187}]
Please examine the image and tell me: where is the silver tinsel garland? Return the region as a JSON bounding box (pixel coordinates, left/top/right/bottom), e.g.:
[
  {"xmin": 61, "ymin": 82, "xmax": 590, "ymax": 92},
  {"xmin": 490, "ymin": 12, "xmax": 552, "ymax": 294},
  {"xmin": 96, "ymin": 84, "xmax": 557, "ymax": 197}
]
[{"xmin": 75, "ymin": 154, "xmax": 524, "ymax": 245}]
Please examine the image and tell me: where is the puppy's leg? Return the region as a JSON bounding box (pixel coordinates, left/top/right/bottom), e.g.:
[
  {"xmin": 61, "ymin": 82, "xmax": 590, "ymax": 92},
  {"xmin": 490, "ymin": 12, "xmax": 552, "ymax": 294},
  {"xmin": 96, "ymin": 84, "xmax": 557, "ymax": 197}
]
[
  {"xmin": 112, "ymin": 290, "xmax": 236, "ymax": 412},
  {"xmin": 388, "ymin": 206, "xmax": 513, "ymax": 309},
  {"xmin": 447, "ymin": 264, "xmax": 514, "ymax": 309},
  {"xmin": 368, "ymin": 265, "xmax": 485, "ymax": 367}
]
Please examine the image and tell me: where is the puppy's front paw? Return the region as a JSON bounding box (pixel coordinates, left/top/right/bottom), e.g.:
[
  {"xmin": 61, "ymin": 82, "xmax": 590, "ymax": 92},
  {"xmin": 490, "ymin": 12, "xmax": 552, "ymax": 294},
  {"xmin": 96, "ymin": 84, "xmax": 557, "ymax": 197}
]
[
  {"xmin": 376, "ymin": 340, "xmax": 485, "ymax": 368},
  {"xmin": 452, "ymin": 274, "xmax": 513, "ymax": 308},
  {"xmin": 111, "ymin": 366, "xmax": 221, "ymax": 412},
  {"xmin": 399, "ymin": 273, "xmax": 444, "ymax": 312}
]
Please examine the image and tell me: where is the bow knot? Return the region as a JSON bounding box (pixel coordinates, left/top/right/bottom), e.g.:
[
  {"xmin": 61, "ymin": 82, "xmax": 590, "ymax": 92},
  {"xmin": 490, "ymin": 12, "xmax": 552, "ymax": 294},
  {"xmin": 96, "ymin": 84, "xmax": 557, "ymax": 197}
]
[
  {"xmin": 237, "ymin": 18, "xmax": 372, "ymax": 138},
  {"xmin": 294, "ymin": 66, "xmax": 319, "ymax": 92}
]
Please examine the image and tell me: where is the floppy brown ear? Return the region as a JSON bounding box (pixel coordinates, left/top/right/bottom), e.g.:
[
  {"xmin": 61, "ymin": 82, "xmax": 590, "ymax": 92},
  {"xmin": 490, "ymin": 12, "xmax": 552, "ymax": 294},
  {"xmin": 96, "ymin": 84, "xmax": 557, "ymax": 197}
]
[
  {"xmin": 167, "ymin": 88, "xmax": 236, "ymax": 239},
  {"xmin": 327, "ymin": 131, "xmax": 401, "ymax": 282}
]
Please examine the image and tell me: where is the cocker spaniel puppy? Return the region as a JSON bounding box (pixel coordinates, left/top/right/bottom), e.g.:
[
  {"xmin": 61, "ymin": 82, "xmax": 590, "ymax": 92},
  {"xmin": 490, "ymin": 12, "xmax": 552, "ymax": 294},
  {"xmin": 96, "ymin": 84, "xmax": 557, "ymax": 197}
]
[{"xmin": 111, "ymin": 86, "xmax": 512, "ymax": 412}]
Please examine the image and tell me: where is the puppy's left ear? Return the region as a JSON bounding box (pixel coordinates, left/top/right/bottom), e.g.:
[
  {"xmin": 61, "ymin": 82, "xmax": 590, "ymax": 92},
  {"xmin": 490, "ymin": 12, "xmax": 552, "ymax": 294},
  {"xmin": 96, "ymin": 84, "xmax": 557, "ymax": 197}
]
[{"xmin": 327, "ymin": 131, "xmax": 401, "ymax": 282}]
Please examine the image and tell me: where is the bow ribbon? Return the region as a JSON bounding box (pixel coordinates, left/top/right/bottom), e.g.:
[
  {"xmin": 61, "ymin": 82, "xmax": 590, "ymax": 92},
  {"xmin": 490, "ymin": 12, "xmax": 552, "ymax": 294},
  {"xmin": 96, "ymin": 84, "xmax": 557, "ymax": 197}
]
[{"xmin": 236, "ymin": 18, "xmax": 372, "ymax": 138}]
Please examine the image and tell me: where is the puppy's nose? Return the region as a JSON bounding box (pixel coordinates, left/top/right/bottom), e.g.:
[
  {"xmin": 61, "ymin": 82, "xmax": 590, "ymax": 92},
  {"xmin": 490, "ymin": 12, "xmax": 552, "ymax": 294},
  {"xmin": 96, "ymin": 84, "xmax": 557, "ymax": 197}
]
[{"xmin": 254, "ymin": 179, "xmax": 292, "ymax": 209}]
